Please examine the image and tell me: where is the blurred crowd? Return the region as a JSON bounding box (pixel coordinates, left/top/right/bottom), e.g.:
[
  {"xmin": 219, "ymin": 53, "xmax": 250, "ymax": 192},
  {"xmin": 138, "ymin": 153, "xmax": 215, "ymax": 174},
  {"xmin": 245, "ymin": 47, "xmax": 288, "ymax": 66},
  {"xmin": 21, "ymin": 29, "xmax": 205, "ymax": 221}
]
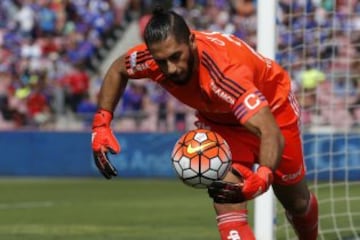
[
  {"xmin": 0, "ymin": 0, "xmax": 359, "ymax": 132},
  {"xmin": 0, "ymin": 0, "xmax": 131, "ymax": 130},
  {"xmin": 276, "ymin": 0, "xmax": 360, "ymax": 131}
]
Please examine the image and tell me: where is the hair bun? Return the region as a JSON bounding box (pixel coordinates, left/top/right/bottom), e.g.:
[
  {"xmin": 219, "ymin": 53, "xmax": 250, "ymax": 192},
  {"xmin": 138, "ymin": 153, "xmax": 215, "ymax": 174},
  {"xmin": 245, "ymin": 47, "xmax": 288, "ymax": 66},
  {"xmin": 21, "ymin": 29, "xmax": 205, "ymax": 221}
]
[{"xmin": 152, "ymin": 5, "xmax": 166, "ymax": 15}]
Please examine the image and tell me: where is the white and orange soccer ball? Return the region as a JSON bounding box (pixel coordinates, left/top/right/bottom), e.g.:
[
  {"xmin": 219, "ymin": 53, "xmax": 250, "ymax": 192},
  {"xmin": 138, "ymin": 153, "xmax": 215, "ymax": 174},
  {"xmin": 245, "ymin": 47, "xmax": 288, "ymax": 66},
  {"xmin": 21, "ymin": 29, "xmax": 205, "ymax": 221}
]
[{"xmin": 171, "ymin": 129, "xmax": 232, "ymax": 189}]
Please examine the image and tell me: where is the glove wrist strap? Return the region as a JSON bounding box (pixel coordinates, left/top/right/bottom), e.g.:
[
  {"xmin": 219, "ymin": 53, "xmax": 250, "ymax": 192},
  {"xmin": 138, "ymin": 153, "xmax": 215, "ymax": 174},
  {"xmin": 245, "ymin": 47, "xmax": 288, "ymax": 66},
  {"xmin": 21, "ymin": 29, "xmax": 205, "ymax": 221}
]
[
  {"xmin": 257, "ymin": 166, "xmax": 274, "ymax": 186},
  {"xmin": 92, "ymin": 109, "xmax": 113, "ymax": 129}
]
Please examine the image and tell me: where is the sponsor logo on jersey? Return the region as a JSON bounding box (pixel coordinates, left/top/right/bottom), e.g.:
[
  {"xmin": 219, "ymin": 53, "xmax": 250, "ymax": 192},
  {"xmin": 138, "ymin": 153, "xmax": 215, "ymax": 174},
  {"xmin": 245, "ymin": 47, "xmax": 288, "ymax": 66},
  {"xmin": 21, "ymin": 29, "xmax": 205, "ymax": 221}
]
[
  {"xmin": 210, "ymin": 81, "xmax": 235, "ymax": 105},
  {"xmin": 130, "ymin": 51, "xmax": 137, "ymax": 68},
  {"xmin": 134, "ymin": 63, "xmax": 149, "ymax": 72},
  {"xmin": 127, "ymin": 62, "xmax": 149, "ymax": 74},
  {"xmin": 282, "ymin": 166, "xmax": 303, "ymax": 182}
]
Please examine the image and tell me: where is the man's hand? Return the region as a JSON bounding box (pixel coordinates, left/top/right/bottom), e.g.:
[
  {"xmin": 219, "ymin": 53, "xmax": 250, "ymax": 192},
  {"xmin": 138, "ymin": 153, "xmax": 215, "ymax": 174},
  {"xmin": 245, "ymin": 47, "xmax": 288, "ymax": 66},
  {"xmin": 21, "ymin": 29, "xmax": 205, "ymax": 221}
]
[
  {"xmin": 92, "ymin": 109, "xmax": 120, "ymax": 179},
  {"xmin": 208, "ymin": 165, "xmax": 273, "ymax": 203},
  {"xmin": 208, "ymin": 181, "xmax": 244, "ymax": 203},
  {"xmin": 237, "ymin": 165, "xmax": 273, "ymax": 200}
]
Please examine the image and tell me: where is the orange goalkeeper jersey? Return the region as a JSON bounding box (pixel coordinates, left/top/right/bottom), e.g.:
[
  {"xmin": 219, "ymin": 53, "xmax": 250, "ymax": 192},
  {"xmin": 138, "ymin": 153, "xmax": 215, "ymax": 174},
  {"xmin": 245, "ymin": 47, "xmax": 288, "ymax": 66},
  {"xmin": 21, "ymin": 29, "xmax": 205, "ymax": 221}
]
[{"xmin": 124, "ymin": 31, "xmax": 298, "ymax": 127}]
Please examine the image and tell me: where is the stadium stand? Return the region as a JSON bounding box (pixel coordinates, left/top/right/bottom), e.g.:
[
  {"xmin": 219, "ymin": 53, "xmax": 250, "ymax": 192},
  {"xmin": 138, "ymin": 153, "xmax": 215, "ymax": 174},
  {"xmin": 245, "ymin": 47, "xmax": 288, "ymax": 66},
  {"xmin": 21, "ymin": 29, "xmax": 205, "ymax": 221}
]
[
  {"xmin": 0, "ymin": 0, "xmax": 131, "ymax": 130},
  {"xmin": 0, "ymin": 0, "xmax": 359, "ymax": 132},
  {"xmin": 276, "ymin": 0, "xmax": 360, "ymax": 132}
]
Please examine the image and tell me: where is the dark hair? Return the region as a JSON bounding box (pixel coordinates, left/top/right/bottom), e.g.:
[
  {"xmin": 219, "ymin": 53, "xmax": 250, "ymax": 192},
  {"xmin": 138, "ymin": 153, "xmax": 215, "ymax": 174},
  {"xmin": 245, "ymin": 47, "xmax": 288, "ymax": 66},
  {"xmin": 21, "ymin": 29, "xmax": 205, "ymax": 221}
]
[{"xmin": 143, "ymin": 6, "xmax": 191, "ymax": 46}]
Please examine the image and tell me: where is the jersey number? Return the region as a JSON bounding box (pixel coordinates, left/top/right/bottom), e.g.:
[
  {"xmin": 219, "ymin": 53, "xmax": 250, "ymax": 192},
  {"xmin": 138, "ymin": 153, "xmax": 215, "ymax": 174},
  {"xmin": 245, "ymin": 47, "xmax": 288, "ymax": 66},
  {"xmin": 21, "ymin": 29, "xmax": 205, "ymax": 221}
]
[
  {"xmin": 203, "ymin": 32, "xmax": 242, "ymax": 47},
  {"xmin": 203, "ymin": 31, "xmax": 269, "ymax": 64}
]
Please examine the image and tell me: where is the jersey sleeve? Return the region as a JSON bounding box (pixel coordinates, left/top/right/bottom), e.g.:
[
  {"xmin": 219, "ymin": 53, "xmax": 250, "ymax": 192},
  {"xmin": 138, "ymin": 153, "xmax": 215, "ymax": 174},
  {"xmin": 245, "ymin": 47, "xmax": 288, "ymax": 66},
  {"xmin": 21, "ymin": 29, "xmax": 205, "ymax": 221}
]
[
  {"xmin": 197, "ymin": 31, "xmax": 272, "ymax": 125},
  {"xmin": 124, "ymin": 44, "xmax": 164, "ymax": 81},
  {"xmin": 226, "ymin": 64, "xmax": 269, "ymax": 124},
  {"xmin": 201, "ymin": 47, "xmax": 269, "ymax": 124},
  {"xmin": 232, "ymin": 87, "xmax": 269, "ymax": 124}
]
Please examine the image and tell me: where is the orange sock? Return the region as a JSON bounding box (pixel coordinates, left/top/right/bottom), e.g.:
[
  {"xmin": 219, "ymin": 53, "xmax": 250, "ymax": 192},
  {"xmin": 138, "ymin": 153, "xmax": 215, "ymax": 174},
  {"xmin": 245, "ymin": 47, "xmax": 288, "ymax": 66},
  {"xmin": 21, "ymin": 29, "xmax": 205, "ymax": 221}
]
[
  {"xmin": 217, "ymin": 210, "xmax": 255, "ymax": 240},
  {"xmin": 286, "ymin": 192, "xmax": 318, "ymax": 240}
]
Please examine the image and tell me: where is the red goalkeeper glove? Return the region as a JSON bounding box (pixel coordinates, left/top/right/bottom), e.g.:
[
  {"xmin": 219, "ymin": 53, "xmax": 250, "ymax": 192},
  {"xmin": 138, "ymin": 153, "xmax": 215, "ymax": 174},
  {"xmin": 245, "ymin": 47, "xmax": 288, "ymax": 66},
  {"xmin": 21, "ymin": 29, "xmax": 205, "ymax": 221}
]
[
  {"xmin": 208, "ymin": 165, "xmax": 273, "ymax": 203},
  {"xmin": 92, "ymin": 109, "xmax": 120, "ymax": 179},
  {"xmin": 236, "ymin": 165, "xmax": 273, "ymax": 200}
]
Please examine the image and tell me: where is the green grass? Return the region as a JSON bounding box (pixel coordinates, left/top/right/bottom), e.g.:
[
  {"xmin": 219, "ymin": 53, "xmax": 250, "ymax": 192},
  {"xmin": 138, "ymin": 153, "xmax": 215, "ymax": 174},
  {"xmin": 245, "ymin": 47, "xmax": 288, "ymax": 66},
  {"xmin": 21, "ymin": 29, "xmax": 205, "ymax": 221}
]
[
  {"xmin": 276, "ymin": 181, "xmax": 360, "ymax": 240},
  {"xmin": 0, "ymin": 178, "xmax": 359, "ymax": 240},
  {"xmin": 0, "ymin": 178, "xmax": 220, "ymax": 240}
]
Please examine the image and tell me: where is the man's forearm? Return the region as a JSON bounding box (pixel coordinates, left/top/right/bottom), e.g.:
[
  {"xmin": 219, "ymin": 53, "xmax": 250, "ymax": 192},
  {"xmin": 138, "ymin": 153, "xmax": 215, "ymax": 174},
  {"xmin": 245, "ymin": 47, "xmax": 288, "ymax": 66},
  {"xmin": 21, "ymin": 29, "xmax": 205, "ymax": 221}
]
[
  {"xmin": 259, "ymin": 132, "xmax": 284, "ymax": 171},
  {"xmin": 98, "ymin": 57, "xmax": 128, "ymax": 112}
]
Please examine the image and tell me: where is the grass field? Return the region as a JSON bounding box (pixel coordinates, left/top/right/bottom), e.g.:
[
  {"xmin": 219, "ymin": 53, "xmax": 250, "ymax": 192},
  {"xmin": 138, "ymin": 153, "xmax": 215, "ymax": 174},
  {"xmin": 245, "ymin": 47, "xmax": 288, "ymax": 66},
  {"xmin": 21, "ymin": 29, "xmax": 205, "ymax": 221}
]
[
  {"xmin": 0, "ymin": 178, "xmax": 220, "ymax": 240},
  {"xmin": 0, "ymin": 178, "xmax": 359, "ymax": 240}
]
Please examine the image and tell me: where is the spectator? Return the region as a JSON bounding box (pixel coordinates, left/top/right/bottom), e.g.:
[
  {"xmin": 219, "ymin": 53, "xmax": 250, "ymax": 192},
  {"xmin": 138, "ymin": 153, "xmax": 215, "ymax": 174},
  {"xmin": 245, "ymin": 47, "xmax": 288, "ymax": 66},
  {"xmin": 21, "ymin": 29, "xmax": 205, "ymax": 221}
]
[
  {"xmin": 14, "ymin": 0, "xmax": 36, "ymax": 38},
  {"xmin": 37, "ymin": 1, "xmax": 57, "ymax": 36},
  {"xmin": 62, "ymin": 64, "xmax": 90, "ymax": 113},
  {"xmin": 115, "ymin": 81, "xmax": 150, "ymax": 131},
  {"xmin": 118, "ymin": 82, "xmax": 147, "ymax": 116},
  {"xmin": 26, "ymin": 78, "xmax": 51, "ymax": 128},
  {"xmin": 0, "ymin": 0, "xmax": 130, "ymax": 130},
  {"xmin": 76, "ymin": 92, "xmax": 97, "ymax": 128}
]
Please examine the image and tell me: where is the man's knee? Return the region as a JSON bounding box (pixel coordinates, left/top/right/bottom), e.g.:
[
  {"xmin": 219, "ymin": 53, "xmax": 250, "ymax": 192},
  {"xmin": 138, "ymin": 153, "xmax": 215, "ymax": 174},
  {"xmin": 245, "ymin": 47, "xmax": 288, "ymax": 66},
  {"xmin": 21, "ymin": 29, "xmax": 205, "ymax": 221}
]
[
  {"xmin": 287, "ymin": 196, "xmax": 309, "ymax": 214},
  {"xmin": 273, "ymin": 179, "xmax": 311, "ymax": 215}
]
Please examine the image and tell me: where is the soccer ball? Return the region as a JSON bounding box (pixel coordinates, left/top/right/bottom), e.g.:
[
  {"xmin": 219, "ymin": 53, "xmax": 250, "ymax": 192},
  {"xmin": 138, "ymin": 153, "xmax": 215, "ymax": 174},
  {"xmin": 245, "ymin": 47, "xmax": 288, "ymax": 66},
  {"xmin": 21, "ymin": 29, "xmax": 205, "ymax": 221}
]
[{"xmin": 171, "ymin": 129, "xmax": 232, "ymax": 189}]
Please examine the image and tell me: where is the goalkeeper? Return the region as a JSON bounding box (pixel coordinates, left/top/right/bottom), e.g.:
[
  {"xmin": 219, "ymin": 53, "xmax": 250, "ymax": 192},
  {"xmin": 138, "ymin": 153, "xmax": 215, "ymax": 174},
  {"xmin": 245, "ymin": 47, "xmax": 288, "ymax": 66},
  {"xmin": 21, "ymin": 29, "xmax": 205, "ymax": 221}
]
[{"xmin": 91, "ymin": 7, "xmax": 318, "ymax": 240}]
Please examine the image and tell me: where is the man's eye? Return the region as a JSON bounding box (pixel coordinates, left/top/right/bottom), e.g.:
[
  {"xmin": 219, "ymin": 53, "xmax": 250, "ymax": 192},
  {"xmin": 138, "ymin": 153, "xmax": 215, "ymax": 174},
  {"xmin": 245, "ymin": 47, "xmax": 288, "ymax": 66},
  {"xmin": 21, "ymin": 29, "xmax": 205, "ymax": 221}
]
[
  {"xmin": 156, "ymin": 59, "xmax": 166, "ymax": 66},
  {"xmin": 170, "ymin": 54, "xmax": 180, "ymax": 61}
]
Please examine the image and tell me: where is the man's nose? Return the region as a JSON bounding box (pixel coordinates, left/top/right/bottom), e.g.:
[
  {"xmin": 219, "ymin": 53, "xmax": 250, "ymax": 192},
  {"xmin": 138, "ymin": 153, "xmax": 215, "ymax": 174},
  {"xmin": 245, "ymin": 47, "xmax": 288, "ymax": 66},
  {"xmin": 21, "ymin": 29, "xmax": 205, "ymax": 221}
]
[{"xmin": 167, "ymin": 61, "xmax": 177, "ymax": 74}]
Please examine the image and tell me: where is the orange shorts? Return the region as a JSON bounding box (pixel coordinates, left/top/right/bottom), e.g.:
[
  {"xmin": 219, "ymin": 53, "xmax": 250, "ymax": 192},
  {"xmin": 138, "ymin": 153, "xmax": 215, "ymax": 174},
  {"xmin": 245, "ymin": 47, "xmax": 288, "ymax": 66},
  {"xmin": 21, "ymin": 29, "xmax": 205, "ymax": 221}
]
[{"xmin": 196, "ymin": 116, "xmax": 306, "ymax": 186}]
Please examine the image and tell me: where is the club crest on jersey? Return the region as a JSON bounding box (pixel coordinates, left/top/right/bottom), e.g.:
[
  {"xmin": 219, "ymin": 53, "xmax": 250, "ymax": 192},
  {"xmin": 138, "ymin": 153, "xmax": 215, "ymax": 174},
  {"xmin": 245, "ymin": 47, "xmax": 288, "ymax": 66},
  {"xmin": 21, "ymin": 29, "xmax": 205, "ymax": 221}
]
[{"xmin": 210, "ymin": 81, "xmax": 235, "ymax": 105}]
